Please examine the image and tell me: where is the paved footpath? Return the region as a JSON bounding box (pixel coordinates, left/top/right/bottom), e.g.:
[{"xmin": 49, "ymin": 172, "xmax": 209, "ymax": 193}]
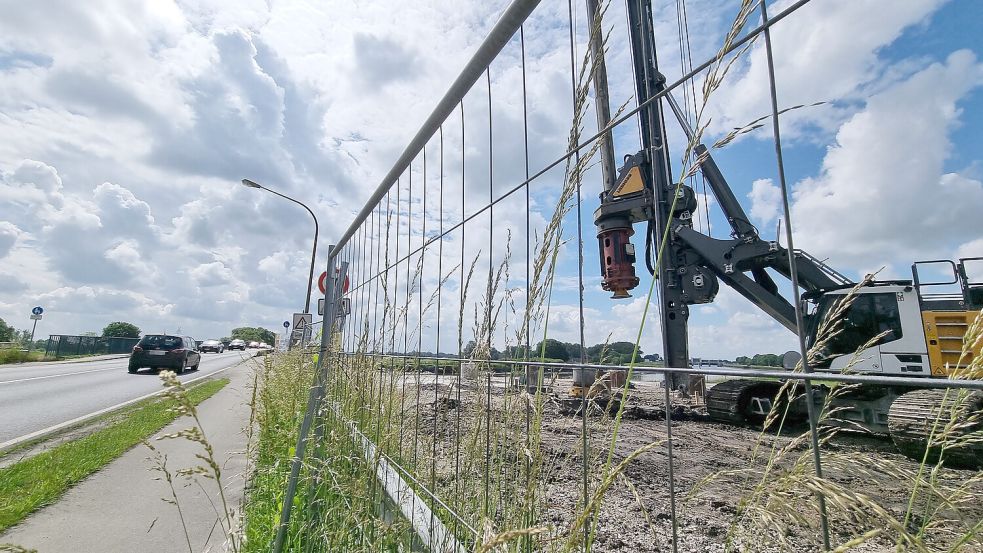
[{"xmin": 2, "ymin": 360, "xmax": 258, "ymax": 552}]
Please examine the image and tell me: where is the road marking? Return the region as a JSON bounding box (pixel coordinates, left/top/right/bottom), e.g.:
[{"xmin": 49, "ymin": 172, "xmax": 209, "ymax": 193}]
[
  {"xmin": 0, "ymin": 366, "xmax": 120, "ymax": 385},
  {"xmin": 0, "ymin": 354, "xmax": 258, "ymax": 453}
]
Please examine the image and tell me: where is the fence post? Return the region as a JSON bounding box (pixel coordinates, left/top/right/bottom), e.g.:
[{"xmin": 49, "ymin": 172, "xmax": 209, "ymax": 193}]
[{"xmin": 271, "ymin": 256, "xmax": 347, "ymax": 553}]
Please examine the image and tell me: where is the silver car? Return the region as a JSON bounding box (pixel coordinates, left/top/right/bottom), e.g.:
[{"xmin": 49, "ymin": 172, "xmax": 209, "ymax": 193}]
[{"xmin": 200, "ymin": 339, "xmax": 225, "ymax": 353}]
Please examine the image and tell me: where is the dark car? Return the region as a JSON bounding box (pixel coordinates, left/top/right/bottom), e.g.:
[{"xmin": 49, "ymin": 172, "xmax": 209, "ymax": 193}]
[
  {"xmin": 128, "ymin": 334, "xmax": 201, "ymax": 374},
  {"xmin": 227, "ymin": 339, "xmax": 246, "ymax": 351},
  {"xmin": 200, "ymin": 339, "xmax": 225, "ymax": 353}
]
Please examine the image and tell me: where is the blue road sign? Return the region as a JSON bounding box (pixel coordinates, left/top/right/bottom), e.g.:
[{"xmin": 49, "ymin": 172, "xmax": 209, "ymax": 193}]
[
  {"xmin": 283, "ymin": 321, "xmax": 290, "ymax": 328},
  {"xmin": 31, "ymin": 306, "xmax": 43, "ymax": 315}
]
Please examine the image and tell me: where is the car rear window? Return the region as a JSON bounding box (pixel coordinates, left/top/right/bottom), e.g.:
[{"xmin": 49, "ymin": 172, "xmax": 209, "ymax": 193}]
[{"xmin": 139, "ymin": 335, "xmax": 183, "ymax": 350}]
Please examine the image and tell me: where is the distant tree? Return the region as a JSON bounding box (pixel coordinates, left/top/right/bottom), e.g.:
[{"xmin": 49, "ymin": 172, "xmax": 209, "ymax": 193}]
[
  {"xmin": 586, "ymin": 341, "xmax": 642, "ymax": 364},
  {"xmin": 231, "ymin": 327, "xmax": 276, "ymax": 345},
  {"xmin": 736, "ymin": 354, "xmax": 781, "ymax": 367},
  {"xmin": 503, "ymin": 345, "xmax": 527, "ymax": 359},
  {"xmin": 608, "ymin": 341, "xmax": 641, "ymax": 357},
  {"xmin": 749, "ymin": 353, "xmax": 781, "ymax": 367},
  {"xmin": 102, "ymin": 321, "xmax": 141, "ymax": 338},
  {"xmin": 0, "ymin": 318, "xmax": 16, "ymax": 342},
  {"xmin": 561, "ymin": 341, "xmax": 582, "ymax": 360},
  {"xmin": 534, "ymin": 338, "xmax": 570, "ymax": 361},
  {"xmin": 463, "ymin": 340, "xmax": 477, "ymax": 358}
]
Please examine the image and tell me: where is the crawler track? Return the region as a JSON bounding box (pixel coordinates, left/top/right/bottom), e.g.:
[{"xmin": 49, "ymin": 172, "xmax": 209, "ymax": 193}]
[{"xmin": 888, "ymin": 388, "xmax": 983, "ymax": 469}]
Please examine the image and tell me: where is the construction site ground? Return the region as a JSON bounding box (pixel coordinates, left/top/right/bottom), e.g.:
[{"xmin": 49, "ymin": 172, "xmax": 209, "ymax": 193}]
[{"xmin": 403, "ymin": 372, "xmax": 983, "ymax": 552}]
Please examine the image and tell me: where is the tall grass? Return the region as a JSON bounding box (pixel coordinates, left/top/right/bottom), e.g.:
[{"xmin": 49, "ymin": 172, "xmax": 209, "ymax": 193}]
[{"xmin": 689, "ymin": 289, "xmax": 983, "ymax": 552}]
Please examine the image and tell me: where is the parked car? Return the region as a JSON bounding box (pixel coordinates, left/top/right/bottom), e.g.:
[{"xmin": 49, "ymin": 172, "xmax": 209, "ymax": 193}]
[
  {"xmin": 227, "ymin": 339, "xmax": 247, "ymax": 351},
  {"xmin": 200, "ymin": 339, "xmax": 225, "ymax": 353},
  {"xmin": 129, "ymin": 334, "xmax": 200, "ymax": 374}
]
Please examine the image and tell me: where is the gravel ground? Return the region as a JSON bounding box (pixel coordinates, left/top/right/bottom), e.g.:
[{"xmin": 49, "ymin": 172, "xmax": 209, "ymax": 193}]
[{"xmin": 391, "ymin": 371, "xmax": 983, "ymax": 552}]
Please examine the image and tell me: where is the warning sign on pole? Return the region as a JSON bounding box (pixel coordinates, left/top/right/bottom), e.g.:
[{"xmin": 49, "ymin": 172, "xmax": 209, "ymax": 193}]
[{"xmin": 292, "ymin": 312, "xmax": 313, "ymax": 330}]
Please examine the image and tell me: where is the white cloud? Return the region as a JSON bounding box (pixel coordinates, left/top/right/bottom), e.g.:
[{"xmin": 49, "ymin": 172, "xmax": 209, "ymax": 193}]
[
  {"xmin": 708, "ymin": 0, "xmax": 948, "ymax": 139},
  {"xmin": 0, "ymin": 0, "xmax": 979, "ymax": 359},
  {"xmin": 747, "ymin": 178, "xmax": 781, "ymax": 227},
  {"xmin": 0, "ymin": 222, "xmax": 22, "ymax": 258},
  {"xmin": 956, "ymin": 238, "xmax": 983, "ymax": 260},
  {"xmin": 790, "ymin": 50, "xmax": 983, "ymax": 268}
]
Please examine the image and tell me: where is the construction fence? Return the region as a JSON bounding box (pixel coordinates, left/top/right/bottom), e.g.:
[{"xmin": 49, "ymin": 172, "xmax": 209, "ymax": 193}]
[{"xmin": 263, "ymin": 1, "xmax": 983, "ymax": 552}]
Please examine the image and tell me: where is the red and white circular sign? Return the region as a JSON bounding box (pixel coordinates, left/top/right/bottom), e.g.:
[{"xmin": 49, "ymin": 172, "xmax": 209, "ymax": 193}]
[{"xmin": 318, "ymin": 269, "xmax": 350, "ymax": 295}]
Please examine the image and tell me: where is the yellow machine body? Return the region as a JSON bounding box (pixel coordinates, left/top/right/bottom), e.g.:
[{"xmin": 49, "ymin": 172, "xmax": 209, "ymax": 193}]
[{"xmin": 922, "ymin": 310, "xmax": 981, "ymax": 377}]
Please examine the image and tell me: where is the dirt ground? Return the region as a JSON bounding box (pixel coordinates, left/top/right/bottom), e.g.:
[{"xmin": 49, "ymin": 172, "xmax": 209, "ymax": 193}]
[
  {"xmin": 382, "ymin": 368, "xmax": 982, "ymax": 552},
  {"xmin": 530, "ymin": 377, "xmax": 983, "ymax": 552}
]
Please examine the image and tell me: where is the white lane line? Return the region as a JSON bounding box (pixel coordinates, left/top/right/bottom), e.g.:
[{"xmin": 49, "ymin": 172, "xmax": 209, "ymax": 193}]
[
  {"xmin": 0, "ymin": 366, "xmax": 121, "ymax": 385},
  {"xmin": 0, "ymin": 355, "xmax": 257, "ymax": 453}
]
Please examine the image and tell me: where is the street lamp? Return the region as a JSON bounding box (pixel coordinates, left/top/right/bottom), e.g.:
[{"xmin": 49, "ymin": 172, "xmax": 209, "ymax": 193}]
[{"xmin": 241, "ymin": 178, "xmax": 319, "ymax": 315}]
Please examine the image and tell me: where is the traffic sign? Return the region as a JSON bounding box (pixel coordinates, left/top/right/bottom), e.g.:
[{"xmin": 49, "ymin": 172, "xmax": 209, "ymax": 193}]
[
  {"xmin": 30, "ymin": 314, "xmax": 42, "ymax": 320},
  {"xmin": 317, "ymin": 298, "xmax": 350, "ymax": 318},
  {"xmin": 317, "ymin": 269, "xmax": 350, "ymax": 295},
  {"xmin": 283, "ymin": 321, "xmax": 290, "ymax": 329},
  {"xmin": 292, "ymin": 312, "xmax": 313, "ymax": 330},
  {"xmin": 31, "ymin": 306, "xmax": 43, "ymax": 315}
]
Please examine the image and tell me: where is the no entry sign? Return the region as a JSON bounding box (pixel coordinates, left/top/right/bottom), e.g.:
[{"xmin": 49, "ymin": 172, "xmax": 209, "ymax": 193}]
[{"xmin": 318, "ymin": 268, "xmax": 350, "ymax": 295}]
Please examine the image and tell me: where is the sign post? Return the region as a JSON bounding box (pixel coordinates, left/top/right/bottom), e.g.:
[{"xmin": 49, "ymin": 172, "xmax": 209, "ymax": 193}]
[{"xmin": 29, "ymin": 306, "xmax": 43, "ymax": 346}]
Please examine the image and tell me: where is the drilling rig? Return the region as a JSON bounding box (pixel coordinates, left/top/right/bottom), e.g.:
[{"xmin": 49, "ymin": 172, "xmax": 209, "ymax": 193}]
[{"xmin": 585, "ymin": 0, "xmax": 983, "ymax": 465}]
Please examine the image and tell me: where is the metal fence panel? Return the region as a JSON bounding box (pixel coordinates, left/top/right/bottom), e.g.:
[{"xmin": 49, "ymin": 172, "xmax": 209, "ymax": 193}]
[
  {"xmin": 45, "ymin": 335, "xmax": 139, "ymax": 358},
  {"xmin": 269, "ymin": 1, "xmax": 983, "ymax": 552}
]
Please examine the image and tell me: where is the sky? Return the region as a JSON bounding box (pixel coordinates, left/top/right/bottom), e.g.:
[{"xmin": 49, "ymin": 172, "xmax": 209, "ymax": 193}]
[{"xmin": 0, "ymin": 0, "xmax": 980, "ymax": 359}]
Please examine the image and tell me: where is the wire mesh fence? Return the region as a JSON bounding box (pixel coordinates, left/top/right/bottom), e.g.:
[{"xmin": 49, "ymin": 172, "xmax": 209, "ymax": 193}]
[
  {"xmin": 263, "ymin": 1, "xmax": 983, "ymax": 551},
  {"xmin": 44, "ymin": 335, "xmax": 139, "ymax": 358}
]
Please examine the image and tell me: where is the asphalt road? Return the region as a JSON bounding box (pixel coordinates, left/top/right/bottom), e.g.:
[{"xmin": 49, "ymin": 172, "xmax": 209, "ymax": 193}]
[{"xmin": 0, "ymin": 350, "xmax": 256, "ymax": 444}]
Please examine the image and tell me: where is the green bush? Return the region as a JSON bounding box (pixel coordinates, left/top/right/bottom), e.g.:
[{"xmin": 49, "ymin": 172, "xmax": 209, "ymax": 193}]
[{"xmin": 0, "ymin": 349, "xmax": 41, "ymax": 364}]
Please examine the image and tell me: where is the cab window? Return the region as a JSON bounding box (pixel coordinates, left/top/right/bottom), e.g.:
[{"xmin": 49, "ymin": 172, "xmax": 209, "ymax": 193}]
[{"xmin": 808, "ymin": 292, "xmax": 903, "ymax": 362}]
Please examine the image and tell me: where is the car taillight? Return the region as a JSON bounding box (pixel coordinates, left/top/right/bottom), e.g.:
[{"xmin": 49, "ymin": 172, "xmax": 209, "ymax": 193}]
[
  {"xmin": 171, "ymin": 348, "xmax": 185, "ymax": 355},
  {"xmin": 133, "ymin": 346, "xmax": 143, "ymax": 353}
]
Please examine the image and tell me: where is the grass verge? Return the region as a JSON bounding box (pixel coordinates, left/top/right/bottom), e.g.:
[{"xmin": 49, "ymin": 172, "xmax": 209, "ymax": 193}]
[
  {"xmin": 0, "ymin": 350, "xmax": 42, "ymax": 364},
  {"xmin": 0, "ymin": 377, "xmax": 229, "ymax": 532}
]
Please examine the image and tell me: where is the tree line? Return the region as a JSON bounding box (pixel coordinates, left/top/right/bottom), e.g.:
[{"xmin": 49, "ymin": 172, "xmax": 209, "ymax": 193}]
[
  {"xmin": 459, "ymin": 338, "xmax": 661, "ymax": 365},
  {"xmin": 734, "ymin": 353, "xmax": 783, "ymax": 367}
]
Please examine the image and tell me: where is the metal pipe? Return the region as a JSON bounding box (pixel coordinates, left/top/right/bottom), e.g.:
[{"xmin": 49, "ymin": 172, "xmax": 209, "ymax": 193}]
[
  {"xmin": 329, "ymin": 0, "xmax": 543, "ymax": 260},
  {"xmin": 336, "ymin": 351, "xmax": 983, "ymax": 391},
  {"xmin": 585, "ymin": 0, "xmax": 618, "ymax": 191},
  {"xmin": 271, "ymin": 258, "xmax": 346, "ymax": 553},
  {"xmin": 759, "ymin": 1, "xmax": 830, "ymax": 547}
]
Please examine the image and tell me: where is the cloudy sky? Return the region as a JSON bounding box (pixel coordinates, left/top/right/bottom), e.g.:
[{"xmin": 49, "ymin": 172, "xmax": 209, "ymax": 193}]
[{"xmin": 0, "ymin": 0, "xmax": 980, "ymax": 359}]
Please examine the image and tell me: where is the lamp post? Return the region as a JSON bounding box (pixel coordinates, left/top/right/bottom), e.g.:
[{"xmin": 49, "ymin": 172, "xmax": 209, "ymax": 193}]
[{"xmin": 241, "ymin": 179, "xmax": 319, "ymax": 316}]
